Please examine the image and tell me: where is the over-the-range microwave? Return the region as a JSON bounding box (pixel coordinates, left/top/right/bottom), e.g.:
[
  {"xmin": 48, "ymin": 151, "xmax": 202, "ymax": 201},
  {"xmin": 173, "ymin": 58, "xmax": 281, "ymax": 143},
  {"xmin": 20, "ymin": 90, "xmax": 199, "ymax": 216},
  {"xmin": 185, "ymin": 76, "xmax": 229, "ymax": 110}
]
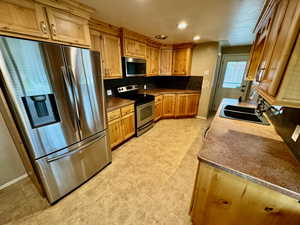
[{"xmin": 122, "ymin": 57, "xmax": 146, "ymax": 77}]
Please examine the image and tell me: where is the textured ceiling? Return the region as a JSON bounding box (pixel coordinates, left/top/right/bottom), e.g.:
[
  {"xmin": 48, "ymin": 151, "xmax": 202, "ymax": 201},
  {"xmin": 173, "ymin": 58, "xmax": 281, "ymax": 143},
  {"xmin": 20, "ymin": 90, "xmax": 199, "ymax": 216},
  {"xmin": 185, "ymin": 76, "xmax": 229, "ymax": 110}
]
[{"xmin": 79, "ymin": 0, "xmax": 265, "ymax": 45}]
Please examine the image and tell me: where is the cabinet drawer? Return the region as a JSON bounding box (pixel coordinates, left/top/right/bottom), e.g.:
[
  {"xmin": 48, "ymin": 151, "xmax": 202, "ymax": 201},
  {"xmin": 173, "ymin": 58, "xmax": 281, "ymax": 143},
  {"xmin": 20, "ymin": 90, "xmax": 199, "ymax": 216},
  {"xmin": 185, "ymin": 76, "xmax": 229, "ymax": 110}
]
[
  {"xmin": 121, "ymin": 104, "xmax": 134, "ymax": 116},
  {"xmin": 155, "ymin": 95, "xmax": 163, "ymax": 103},
  {"xmin": 107, "ymin": 109, "xmax": 121, "ymax": 122}
]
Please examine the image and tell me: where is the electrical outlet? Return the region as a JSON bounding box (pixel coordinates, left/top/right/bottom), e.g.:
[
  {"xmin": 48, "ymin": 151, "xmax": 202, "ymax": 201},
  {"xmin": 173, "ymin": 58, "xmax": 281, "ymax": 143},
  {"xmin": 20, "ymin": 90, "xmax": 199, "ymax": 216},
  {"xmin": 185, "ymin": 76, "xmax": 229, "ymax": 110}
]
[
  {"xmin": 291, "ymin": 125, "xmax": 300, "ymax": 142},
  {"xmin": 107, "ymin": 89, "xmax": 112, "ymax": 96}
]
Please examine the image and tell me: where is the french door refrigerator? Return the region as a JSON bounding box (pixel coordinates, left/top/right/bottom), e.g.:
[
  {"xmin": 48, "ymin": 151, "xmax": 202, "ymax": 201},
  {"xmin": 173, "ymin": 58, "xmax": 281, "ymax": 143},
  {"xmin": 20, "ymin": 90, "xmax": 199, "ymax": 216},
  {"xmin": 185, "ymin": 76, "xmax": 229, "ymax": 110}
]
[{"xmin": 0, "ymin": 36, "xmax": 112, "ymax": 203}]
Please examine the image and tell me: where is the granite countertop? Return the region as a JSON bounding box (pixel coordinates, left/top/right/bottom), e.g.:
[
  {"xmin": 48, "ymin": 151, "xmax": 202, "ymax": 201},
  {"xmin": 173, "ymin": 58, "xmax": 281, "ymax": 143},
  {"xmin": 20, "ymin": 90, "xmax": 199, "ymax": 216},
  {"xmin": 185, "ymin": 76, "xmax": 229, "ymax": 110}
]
[
  {"xmin": 140, "ymin": 88, "xmax": 201, "ymax": 96},
  {"xmin": 106, "ymin": 97, "xmax": 135, "ymax": 112},
  {"xmin": 199, "ymin": 98, "xmax": 300, "ymax": 199}
]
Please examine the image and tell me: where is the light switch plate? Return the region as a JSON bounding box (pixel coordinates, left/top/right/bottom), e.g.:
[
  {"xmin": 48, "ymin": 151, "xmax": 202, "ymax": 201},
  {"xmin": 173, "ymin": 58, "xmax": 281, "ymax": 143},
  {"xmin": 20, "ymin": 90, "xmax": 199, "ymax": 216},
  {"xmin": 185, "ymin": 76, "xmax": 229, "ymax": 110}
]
[
  {"xmin": 107, "ymin": 89, "xmax": 112, "ymax": 96},
  {"xmin": 291, "ymin": 125, "xmax": 300, "ymax": 142}
]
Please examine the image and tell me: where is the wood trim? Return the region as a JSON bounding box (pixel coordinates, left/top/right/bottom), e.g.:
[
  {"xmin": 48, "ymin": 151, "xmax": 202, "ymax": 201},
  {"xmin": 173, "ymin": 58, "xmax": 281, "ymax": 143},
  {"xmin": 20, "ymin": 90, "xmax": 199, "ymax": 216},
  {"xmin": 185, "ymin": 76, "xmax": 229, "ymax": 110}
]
[
  {"xmin": 254, "ymin": 0, "xmax": 279, "ymax": 33},
  {"xmin": 35, "ymin": 0, "xmax": 95, "ymax": 19},
  {"xmin": 173, "ymin": 43, "xmax": 194, "ymax": 49},
  {"xmin": 89, "ymin": 18, "xmax": 121, "ymax": 37},
  {"xmin": 0, "ymin": 89, "xmax": 44, "ymax": 196}
]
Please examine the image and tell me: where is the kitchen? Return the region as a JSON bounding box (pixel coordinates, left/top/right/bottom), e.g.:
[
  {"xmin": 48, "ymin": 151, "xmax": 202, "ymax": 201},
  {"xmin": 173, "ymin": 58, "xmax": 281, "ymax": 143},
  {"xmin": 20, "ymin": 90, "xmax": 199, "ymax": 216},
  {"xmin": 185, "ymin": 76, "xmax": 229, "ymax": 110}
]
[{"xmin": 1, "ymin": 0, "xmax": 300, "ymax": 224}]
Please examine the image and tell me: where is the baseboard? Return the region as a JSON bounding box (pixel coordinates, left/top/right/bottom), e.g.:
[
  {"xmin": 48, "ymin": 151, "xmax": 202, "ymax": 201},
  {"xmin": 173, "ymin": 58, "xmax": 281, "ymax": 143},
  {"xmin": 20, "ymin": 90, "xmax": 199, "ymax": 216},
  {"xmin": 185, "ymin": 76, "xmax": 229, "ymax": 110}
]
[
  {"xmin": 0, "ymin": 173, "xmax": 28, "ymax": 190},
  {"xmin": 196, "ymin": 116, "xmax": 208, "ymax": 120}
]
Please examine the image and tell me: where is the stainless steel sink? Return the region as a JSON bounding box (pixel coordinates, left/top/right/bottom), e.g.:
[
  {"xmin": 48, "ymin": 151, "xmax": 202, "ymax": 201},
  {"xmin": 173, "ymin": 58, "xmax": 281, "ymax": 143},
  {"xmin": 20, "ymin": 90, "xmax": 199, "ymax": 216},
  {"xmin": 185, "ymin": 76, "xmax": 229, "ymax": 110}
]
[{"xmin": 220, "ymin": 104, "xmax": 270, "ymax": 125}]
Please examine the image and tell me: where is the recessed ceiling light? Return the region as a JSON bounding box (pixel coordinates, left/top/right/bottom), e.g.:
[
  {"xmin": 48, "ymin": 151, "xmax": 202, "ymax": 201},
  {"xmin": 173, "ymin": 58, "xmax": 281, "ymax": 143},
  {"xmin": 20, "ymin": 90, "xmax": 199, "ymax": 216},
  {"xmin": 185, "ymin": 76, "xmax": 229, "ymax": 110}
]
[
  {"xmin": 155, "ymin": 34, "xmax": 168, "ymax": 40},
  {"xmin": 177, "ymin": 21, "xmax": 188, "ymax": 30},
  {"xmin": 193, "ymin": 35, "xmax": 201, "ymax": 41}
]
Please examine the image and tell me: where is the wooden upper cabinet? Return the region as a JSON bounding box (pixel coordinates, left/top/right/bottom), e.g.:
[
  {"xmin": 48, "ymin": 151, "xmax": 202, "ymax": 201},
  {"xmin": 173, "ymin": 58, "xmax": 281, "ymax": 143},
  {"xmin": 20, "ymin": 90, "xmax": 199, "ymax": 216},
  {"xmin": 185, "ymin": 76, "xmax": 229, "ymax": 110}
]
[
  {"xmin": 124, "ymin": 38, "xmax": 147, "ymax": 58},
  {"xmin": 0, "ymin": 0, "xmax": 50, "ymax": 39},
  {"xmin": 135, "ymin": 41, "xmax": 147, "ymax": 58},
  {"xmin": 246, "ymin": 0, "xmax": 300, "ymax": 108},
  {"xmin": 46, "ymin": 7, "xmax": 91, "ymax": 47},
  {"xmin": 151, "ymin": 47, "xmax": 160, "ymax": 75},
  {"xmin": 256, "ymin": 0, "xmax": 288, "ymax": 86},
  {"xmin": 172, "ymin": 47, "xmax": 192, "ymax": 76},
  {"xmin": 101, "ymin": 33, "xmax": 122, "ymax": 79},
  {"xmin": 90, "ymin": 30, "xmax": 101, "ymax": 51},
  {"xmin": 147, "ymin": 46, "xmax": 160, "ymax": 76},
  {"xmin": 0, "ymin": 0, "xmax": 93, "ymax": 47},
  {"xmin": 160, "ymin": 48, "xmax": 173, "ymax": 75}
]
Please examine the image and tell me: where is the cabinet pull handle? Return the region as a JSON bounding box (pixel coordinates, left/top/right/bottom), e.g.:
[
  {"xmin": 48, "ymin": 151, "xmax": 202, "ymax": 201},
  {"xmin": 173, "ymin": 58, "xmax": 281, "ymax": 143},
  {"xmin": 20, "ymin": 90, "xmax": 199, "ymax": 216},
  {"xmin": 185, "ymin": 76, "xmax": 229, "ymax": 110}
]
[
  {"xmin": 264, "ymin": 207, "xmax": 273, "ymax": 212},
  {"xmin": 40, "ymin": 21, "xmax": 48, "ymax": 34},
  {"xmin": 51, "ymin": 24, "xmax": 57, "ymax": 36}
]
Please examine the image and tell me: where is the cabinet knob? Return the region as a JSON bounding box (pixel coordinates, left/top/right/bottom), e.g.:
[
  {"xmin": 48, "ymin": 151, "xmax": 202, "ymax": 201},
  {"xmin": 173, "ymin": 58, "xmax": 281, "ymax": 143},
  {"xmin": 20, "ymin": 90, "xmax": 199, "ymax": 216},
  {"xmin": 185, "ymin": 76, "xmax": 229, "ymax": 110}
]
[{"xmin": 264, "ymin": 207, "xmax": 273, "ymax": 212}]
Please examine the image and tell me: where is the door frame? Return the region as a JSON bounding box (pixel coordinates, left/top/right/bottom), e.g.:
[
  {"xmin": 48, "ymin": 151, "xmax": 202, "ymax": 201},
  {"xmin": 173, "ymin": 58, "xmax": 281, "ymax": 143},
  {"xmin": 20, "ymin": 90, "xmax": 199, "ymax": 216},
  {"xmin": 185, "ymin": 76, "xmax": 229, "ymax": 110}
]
[{"xmin": 212, "ymin": 53, "xmax": 250, "ymax": 111}]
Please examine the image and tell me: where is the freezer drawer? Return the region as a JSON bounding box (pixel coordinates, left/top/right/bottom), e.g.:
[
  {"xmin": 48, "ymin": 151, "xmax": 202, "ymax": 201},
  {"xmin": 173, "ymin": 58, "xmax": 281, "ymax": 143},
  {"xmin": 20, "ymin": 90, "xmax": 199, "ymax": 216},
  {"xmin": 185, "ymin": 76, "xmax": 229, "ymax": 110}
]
[{"xmin": 35, "ymin": 131, "xmax": 111, "ymax": 203}]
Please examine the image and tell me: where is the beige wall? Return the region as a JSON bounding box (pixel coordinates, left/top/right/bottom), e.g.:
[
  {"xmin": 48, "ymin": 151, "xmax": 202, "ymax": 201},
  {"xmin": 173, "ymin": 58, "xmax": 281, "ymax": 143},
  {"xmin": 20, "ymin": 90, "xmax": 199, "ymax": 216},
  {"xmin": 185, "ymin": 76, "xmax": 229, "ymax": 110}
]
[
  {"xmin": 191, "ymin": 42, "xmax": 219, "ymax": 118},
  {"xmin": 0, "ymin": 112, "xmax": 25, "ymax": 186}
]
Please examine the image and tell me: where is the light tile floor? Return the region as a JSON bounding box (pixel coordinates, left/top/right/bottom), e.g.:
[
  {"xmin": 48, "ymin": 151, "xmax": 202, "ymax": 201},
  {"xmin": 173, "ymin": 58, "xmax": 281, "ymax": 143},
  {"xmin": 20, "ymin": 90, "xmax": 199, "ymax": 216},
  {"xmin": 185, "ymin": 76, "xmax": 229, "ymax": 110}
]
[{"xmin": 1, "ymin": 118, "xmax": 209, "ymax": 225}]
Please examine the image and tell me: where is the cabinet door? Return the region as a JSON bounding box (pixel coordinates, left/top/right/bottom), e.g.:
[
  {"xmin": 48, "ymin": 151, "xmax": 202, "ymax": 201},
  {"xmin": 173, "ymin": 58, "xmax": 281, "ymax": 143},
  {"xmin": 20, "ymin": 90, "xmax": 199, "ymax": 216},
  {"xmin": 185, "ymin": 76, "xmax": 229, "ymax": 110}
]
[
  {"xmin": 108, "ymin": 119, "xmax": 123, "ymax": 148},
  {"xmin": 257, "ymin": 0, "xmax": 289, "ymax": 92},
  {"xmin": 260, "ymin": 0, "xmax": 299, "ymax": 96},
  {"xmin": 121, "ymin": 113, "xmax": 135, "ymax": 140},
  {"xmin": 90, "ymin": 30, "xmax": 101, "ymax": 51},
  {"xmin": 160, "ymin": 48, "xmax": 173, "ymax": 75},
  {"xmin": 0, "ymin": 0, "xmax": 50, "ymax": 39},
  {"xmin": 146, "ymin": 46, "xmax": 152, "ymax": 75},
  {"xmin": 102, "ymin": 33, "xmax": 122, "ymax": 78},
  {"xmin": 135, "ymin": 41, "xmax": 147, "ymax": 58},
  {"xmin": 175, "ymin": 94, "xmax": 188, "ymax": 117},
  {"xmin": 162, "ymin": 94, "xmax": 175, "ymax": 118},
  {"xmin": 124, "ymin": 38, "xmax": 136, "ymax": 57},
  {"xmin": 173, "ymin": 48, "xmax": 191, "ymax": 75},
  {"xmin": 151, "ymin": 47, "xmax": 160, "ymax": 75},
  {"xmin": 191, "ymin": 162, "xmax": 300, "ymax": 225},
  {"xmin": 46, "ymin": 7, "xmax": 91, "ymax": 47},
  {"xmin": 154, "ymin": 102, "xmax": 162, "ymax": 121},
  {"xmin": 186, "ymin": 94, "xmax": 200, "ymax": 116}
]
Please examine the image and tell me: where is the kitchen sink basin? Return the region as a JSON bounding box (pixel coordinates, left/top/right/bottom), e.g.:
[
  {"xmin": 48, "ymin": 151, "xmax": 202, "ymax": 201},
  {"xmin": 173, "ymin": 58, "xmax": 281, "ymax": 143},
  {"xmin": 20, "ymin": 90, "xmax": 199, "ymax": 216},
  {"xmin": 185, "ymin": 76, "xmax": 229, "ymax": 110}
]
[{"xmin": 220, "ymin": 104, "xmax": 270, "ymax": 125}]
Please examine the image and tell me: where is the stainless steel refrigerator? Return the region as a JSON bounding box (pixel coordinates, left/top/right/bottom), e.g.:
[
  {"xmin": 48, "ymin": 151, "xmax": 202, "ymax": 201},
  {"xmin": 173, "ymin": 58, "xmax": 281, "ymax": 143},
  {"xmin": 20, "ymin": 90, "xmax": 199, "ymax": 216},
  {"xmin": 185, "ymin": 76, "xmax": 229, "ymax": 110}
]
[{"xmin": 0, "ymin": 36, "xmax": 112, "ymax": 203}]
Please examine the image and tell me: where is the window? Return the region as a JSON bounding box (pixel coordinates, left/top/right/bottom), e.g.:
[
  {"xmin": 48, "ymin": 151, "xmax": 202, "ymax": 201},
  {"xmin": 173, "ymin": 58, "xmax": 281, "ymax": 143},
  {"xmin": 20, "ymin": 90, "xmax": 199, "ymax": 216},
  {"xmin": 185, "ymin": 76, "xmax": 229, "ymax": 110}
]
[{"xmin": 222, "ymin": 61, "xmax": 247, "ymax": 88}]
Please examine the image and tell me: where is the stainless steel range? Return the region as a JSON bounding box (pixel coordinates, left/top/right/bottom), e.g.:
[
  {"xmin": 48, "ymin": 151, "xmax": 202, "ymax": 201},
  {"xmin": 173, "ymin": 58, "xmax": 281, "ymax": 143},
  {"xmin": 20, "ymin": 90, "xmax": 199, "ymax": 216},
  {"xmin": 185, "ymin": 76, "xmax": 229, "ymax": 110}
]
[{"xmin": 116, "ymin": 85, "xmax": 154, "ymax": 136}]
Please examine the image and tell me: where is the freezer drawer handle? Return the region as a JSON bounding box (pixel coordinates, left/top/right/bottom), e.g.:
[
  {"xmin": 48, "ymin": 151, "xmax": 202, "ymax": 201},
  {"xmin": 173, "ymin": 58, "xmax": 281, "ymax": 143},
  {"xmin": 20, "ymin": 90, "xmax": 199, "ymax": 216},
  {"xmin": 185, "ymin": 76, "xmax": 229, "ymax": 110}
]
[{"xmin": 46, "ymin": 134, "xmax": 105, "ymax": 163}]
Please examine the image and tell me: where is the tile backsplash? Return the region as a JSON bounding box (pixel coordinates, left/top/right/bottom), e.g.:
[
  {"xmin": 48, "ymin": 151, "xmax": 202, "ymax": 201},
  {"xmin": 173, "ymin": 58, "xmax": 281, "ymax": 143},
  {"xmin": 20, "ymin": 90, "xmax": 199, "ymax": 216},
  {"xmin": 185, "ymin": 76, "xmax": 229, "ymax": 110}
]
[{"xmin": 104, "ymin": 76, "xmax": 203, "ymax": 96}]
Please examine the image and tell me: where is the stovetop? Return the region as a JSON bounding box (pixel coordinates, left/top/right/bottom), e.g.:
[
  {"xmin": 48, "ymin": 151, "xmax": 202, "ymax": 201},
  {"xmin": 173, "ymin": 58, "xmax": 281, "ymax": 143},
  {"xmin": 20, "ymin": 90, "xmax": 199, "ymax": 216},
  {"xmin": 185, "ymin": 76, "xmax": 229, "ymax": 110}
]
[
  {"xmin": 114, "ymin": 85, "xmax": 155, "ymax": 106},
  {"xmin": 117, "ymin": 93, "xmax": 154, "ymax": 106}
]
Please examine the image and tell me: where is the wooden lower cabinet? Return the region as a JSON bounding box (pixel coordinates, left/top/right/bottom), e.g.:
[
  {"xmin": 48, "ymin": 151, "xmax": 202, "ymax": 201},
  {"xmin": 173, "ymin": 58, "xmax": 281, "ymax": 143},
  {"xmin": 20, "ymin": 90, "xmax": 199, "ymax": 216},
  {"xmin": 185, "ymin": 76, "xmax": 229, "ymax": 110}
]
[
  {"xmin": 121, "ymin": 113, "xmax": 135, "ymax": 140},
  {"xmin": 186, "ymin": 94, "xmax": 200, "ymax": 116},
  {"xmin": 154, "ymin": 102, "xmax": 162, "ymax": 121},
  {"xmin": 175, "ymin": 94, "xmax": 200, "ymax": 118},
  {"xmin": 108, "ymin": 118, "xmax": 123, "ymax": 148},
  {"xmin": 107, "ymin": 105, "xmax": 135, "ymax": 149},
  {"xmin": 162, "ymin": 94, "xmax": 176, "ymax": 118},
  {"xmin": 190, "ymin": 161, "xmax": 300, "ymax": 225}
]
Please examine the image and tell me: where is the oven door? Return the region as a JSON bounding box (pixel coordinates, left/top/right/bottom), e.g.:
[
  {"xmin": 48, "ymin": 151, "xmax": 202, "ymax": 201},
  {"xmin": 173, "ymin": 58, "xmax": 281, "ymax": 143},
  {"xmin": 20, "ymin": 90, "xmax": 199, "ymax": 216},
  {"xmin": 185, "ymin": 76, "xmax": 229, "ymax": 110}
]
[
  {"xmin": 122, "ymin": 57, "xmax": 146, "ymax": 77},
  {"xmin": 136, "ymin": 101, "xmax": 154, "ymax": 128}
]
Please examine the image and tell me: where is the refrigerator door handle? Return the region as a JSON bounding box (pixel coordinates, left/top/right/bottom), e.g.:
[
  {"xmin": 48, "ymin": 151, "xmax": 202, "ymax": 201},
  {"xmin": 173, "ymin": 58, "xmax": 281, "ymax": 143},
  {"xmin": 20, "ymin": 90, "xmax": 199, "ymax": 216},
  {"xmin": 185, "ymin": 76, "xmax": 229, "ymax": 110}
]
[
  {"xmin": 65, "ymin": 66, "xmax": 82, "ymax": 138},
  {"xmin": 46, "ymin": 132, "xmax": 105, "ymax": 163},
  {"xmin": 61, "ymin": 66, "xmax": 79, "ymax": 132}
]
